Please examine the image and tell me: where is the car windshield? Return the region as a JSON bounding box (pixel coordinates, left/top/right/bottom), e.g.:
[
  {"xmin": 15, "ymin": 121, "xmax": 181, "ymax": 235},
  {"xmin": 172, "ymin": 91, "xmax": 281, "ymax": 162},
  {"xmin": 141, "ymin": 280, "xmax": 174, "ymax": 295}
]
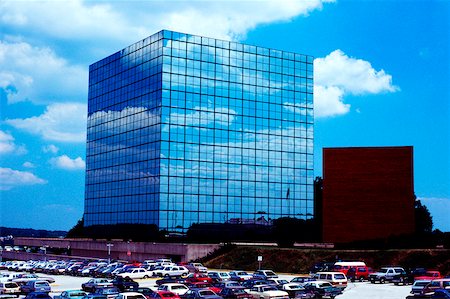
[
  {"xmin": 161, "ymin": 294, "xmax": 176, "ymax": 298},
  {"xmin": 379, "ymin": 268, "xmax": 389, "ymax": 273},
  {"xmin": 5, "ymin": 283, "xmax": 18, "ymax": 288},
  {"xmin": 288, "ymin": 285, "xmax": 303, "ymax": 290},
  {"xmin": 266, "ymin": 271, "xmax": 276, "ymax": 276},
  {"xmin": 414, "ymin": 281, "xmax": 430, "ymax": 287},
  {"xmin": 127, "ymin": 296, "xmax": 144, "ymax": 299},
  {"xmin": 237, "ymin": 272, "xmax": 248, "ymax": 276},
  {"xmin": 199, "ymin": 291, "xmax": 215, "ymax": 296},
  {"xmin": 262, "ymin": 286, "xmax": 277, "ymax": 291},
  {"xmin": 35, "ymin": 282, "xmax": 48, "ymax": 287},
  {"xmin": 219, "ymin": 273, "xmax": 229, "ymax": 277},
  {"xmin": 227, "ymin": 283, "xmax": 240, "ymax": 287}
]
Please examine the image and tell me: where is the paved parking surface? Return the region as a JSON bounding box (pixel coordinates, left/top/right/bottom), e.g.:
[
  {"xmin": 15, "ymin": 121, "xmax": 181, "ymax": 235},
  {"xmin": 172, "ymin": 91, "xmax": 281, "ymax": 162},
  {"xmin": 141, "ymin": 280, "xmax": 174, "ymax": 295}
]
[{"xmin": 4, "ymin": 271, "xmax": 412, "ymax": 299}]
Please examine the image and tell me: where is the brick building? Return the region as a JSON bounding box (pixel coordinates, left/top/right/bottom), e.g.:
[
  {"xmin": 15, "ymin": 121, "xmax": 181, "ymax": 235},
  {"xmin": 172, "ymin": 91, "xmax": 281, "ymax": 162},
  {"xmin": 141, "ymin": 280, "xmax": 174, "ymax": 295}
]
[{"xmin": 321, "ymin": 146, "xmax": 415, "ymax": 243}]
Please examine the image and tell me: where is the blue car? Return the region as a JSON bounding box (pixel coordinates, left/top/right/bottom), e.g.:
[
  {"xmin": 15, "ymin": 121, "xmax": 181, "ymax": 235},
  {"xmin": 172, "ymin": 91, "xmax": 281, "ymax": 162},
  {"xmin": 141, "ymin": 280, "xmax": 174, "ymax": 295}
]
[
  {"xmin": 433, "ymin": 289, "xmax": 450, "ymax": 299},
  {"xmin": 21, "ymin": 281, "xmax": 51, "ymax": 294},
  {"xmin": 25, "ymin": 292, "xmax": 53, "ymax": 299},
  {"xmin": 55, "ymin": 290, "xmax": 88, "ymax": 299}
]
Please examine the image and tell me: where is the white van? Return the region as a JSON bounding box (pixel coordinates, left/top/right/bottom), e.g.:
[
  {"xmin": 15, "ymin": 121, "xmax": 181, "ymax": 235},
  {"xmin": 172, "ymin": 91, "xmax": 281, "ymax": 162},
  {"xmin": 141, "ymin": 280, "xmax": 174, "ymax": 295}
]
[{"xmin": 314, "ymin": 272, "xmax": 348, "ymax": 289}]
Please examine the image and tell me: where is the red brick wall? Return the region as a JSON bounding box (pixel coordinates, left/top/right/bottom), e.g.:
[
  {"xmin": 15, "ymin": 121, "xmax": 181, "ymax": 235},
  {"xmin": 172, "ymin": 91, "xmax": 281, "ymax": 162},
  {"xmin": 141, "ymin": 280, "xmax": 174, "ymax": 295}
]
[{"xmin": 322, "ymin": 147, "xmax": 415, "ymax": 243}]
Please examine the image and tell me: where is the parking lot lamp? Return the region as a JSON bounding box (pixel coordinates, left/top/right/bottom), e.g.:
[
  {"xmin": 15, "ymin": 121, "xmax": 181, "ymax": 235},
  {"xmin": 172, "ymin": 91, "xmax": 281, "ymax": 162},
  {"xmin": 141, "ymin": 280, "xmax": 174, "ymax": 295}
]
[{"xmin": 106, "ymin": 243, "xmax": 114, "ymax": 264}]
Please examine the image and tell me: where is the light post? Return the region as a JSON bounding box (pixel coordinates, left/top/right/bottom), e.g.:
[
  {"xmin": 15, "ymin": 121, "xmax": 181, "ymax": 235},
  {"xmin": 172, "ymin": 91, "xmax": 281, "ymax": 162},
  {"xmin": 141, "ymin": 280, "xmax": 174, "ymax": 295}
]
[{"xmin": 106, "ymin": 243, "xmax": 114, "ymax": 264}]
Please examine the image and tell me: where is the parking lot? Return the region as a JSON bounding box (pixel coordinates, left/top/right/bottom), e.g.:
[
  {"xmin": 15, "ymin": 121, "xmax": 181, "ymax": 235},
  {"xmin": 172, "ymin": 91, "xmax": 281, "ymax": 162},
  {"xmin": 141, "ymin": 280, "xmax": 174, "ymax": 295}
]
[{"xmin": 2, "ymin": 271, "xmax": 412, "ymax": 299}]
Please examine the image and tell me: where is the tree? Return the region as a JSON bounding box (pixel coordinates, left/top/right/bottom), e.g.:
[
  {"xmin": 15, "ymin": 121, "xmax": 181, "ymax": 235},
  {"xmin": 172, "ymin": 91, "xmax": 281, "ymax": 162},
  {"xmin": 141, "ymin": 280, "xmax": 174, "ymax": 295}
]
[
  {"xmin": 415, "ymin": 199, "xmax": 433, "ymax": 233},
  {"xmin": 66, "ymin": 218, "xmax": 85, "ymax": 238}
]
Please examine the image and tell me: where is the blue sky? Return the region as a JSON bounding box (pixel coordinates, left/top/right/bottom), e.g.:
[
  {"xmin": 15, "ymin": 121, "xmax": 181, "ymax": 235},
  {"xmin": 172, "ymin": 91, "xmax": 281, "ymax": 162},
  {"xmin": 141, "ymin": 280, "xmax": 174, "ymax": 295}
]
[{"xmin": 1, "ymin": 0, "xmax": 449, "ymax": 232}]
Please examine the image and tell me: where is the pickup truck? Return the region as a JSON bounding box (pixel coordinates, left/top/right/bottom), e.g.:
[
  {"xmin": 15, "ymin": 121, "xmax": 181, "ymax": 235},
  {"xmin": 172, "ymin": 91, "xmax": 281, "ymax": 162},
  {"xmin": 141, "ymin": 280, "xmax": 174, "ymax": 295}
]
[{"xmin": 414, "ymin": 271, "xmax": 442, "ymax": 281}]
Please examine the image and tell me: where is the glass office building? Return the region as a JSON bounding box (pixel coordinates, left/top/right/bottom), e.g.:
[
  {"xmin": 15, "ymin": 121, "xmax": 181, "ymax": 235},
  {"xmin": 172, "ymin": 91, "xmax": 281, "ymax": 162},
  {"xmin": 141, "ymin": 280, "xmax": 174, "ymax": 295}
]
[{"xmin": 84, "ymin": 30, "xmax": 314, "ymax": 231}]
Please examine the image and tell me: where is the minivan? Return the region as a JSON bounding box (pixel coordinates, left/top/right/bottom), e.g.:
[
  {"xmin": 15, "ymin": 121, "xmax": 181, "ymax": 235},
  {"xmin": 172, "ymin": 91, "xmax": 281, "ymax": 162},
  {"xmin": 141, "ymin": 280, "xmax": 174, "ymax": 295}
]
[{"xmin": 314, "ymin": 272, "xmax": 348, "ymax": 289}]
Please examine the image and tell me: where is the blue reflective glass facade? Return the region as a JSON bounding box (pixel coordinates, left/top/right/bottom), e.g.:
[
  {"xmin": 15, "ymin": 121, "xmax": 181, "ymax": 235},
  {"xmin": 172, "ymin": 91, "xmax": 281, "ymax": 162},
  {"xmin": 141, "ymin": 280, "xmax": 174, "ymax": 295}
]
[{"xmin": 84, "ymin": 30, "xmax": 314, "ymax": 230}]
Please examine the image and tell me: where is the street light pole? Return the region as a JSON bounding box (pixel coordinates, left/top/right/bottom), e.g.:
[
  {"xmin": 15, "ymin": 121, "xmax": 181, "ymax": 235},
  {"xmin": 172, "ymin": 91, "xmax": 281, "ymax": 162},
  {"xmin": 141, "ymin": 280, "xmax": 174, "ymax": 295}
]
[{"xmin": 106, "ymin": 243, "xmax": 114, "ymax": 264}]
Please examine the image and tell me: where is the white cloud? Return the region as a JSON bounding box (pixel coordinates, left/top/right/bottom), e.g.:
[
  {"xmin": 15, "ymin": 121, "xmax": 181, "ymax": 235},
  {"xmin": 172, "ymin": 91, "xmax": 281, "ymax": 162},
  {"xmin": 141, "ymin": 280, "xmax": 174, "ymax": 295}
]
[
  {"xmin": 314, "ymin": 49, "xmax": 399, "ymax": 118},
  {"xmin": 1, "ymin": 0, "xmax": 334, "ymax": 42},
  {"xmin": 6, "ymin": 102, "xmax": 87, "ymax": 142},
  {"xmin": 42, "ymin": 144, "xmax": 59, "ymax": 154},
  {"xmin": 22, "ymin": 161, "xmax": 35, "ymax": 168},
  {"xmin": 51, "ymin": 155, "xmax": 86, "ymax": 170},
  {"xmin": 0, "ymin": 167, "xmax": 47, "ymax": 190},
  {"xmin": 313, "ymin": 85, "xmax": 350, "ymax": 118},
  {"xmin": 0, "ymin": 130, "xmax": 27, "ymax": 155},
  {"xmin": 0, "ymin": 40, "xmax": 87, "ymax": 104}
]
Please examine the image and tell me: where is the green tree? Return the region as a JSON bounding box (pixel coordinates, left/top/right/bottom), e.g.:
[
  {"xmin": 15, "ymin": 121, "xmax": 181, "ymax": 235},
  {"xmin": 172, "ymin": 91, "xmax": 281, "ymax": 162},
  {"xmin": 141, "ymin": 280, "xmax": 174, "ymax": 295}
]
[{"xmin": 415, "ymin": 199, "xmax": 433, "ymax": 233}]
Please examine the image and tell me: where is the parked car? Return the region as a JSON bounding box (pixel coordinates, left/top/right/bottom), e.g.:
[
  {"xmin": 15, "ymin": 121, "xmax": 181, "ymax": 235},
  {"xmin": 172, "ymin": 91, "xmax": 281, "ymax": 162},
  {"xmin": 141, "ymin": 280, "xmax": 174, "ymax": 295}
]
[
  {"xmin": 229, "ymin": 272, "xmax": 253, "ymax": 282},
  {"xmin": 112, "ymin": 277, "xmax": 139, "ymax": 292},
  {"xmin": 368, "ymin": 267, "xmax": 405, "ymax": 284},
  {"xmin": 410, "ymin": 280, "xmax": 432, "ymax": 297},
  {"xmin": 117, "ymin": 269, "xmax": 153, "ymax": 280},
  {"xmin": 214, "ymin": 282, "xmax": 243, "ymax": 292},
  {"xmin": 432, "ymin": 289, "xmax": 450, "ymax": 299},
  {"xmin": 81, "ymin": 294, "xmax": 107, "ymax": 299},
  {"xmin": 133, "ymin": 287, "xmax": 154, "ymax": 299},
  {"xmin": 252, "ymin": 270, "xmax": 278, "ymax": 280},
  {"xmin": 0, "ymin": 282, "xmax": 21, "ymax": 295},
  {"xmin": 115, "ymin": 292, "xmax": 147, "ymax": 299},
  {"xmin": 313, "ymin": 273, "xmax": 347, "ymax": 290},
  {"xmin": 207, "ymin": 272, "xmax": 231, "ymax": 283},
  {"xmin": 242, "ymin": 280, "xmax": 274, "ymax": 290},
  {"xmin": 280, "ymin": 283, "xmax": 315, "ymax": 299},
  {"xmin": 420, "ymin": 279, "xmax": 450, "ymax": 297},
  {"xmin": 415, "ymin": 271, "xmax": 443, "ymax": 281},
  {"xmin": 25, "ymin": 292, "xmax": 53, "ymax": 299},
  {"xmin": 82, "ymin": 279, "xmax": 113, "ymax": 293},
  {"xmin": 55, "ymin": 290, "xmax": 88, "ymax": 299},
  {"xmin": 187, "ymin": 264, "xmax": 208, "ymax": 274},
  {"xmin": 219, "ymin": 288, "xmax": 252, "ymax": 299},
  {"xmin": 182, "ymin": 289, "xmax": 223, "ymax": 299},
  {"xmin": 290, "ymin": 277, "xmax": 315, "ymax": 284},
  {"xmin": 155, "ymin": 267, "xmax": 189, "ymax": 278},
  {"xmin": 157, "ymin": 284, "xmax": 190, "ymax": 296},
  {"xmin": 185, "ymin": 274, "xmax": 213, "ymax": 284},
  {"xmin": 13, "ymin": 274, "xmax": 55, "ymax": 285},
  {"xmin": 332, "ymin": 262, "xmax": 366, "ymax": 276},
  {"xmin": 93, "ymin": 287, "xmax": 120, "ymax": 299},
  {"xmin": 302, "ymin": 281, "xmax": 342, "ymax": 299},
  {"xmin": 247, "ymin": 285, "xmax": 289, "ymax": 299},
  {"xmin": 155, "ymin": 278, "xmax": 187, "ymax": 286},
  {"xmin": 391, "ymin": 269, "xmax": 415, "ymax": 286},
  {"xmin": 345, "ymin": 266, "xmax": 372, "ymax": 282},
  {"xmin": 150, "ymin": 291, "xmax": 180, "ymax": 299},
  {"xmin": 186, "ymin": 282, "xmax": 220, "ymax": 294},
  {"xmin": 21, "ymin": 281, "xmax": 51, "ymax": 294}
]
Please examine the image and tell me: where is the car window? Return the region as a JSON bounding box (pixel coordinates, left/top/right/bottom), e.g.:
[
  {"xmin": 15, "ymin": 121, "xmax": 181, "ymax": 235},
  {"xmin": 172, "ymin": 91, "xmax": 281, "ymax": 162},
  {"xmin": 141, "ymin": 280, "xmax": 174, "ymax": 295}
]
[
  {"xmin": 334, "ymin": 274, "xmax": 345, "ymax": 280},
  {"xmin": 443, "ymin": 281, "xmax": 450, "ymax": 287}
]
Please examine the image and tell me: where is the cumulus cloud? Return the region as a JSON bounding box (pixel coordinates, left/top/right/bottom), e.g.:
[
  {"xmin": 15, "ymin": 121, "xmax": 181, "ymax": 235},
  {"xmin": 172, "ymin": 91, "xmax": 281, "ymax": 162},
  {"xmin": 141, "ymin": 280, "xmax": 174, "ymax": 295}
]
[
  {"xmin": 0, "ymin": 167, "xmax": 47, "ymax": 190},
  {"xmin": 42, "ymin": 144, "xmax": 59, "ymax": 154},
  {"xmin": 50, "ymin": 155, "xmax": 86, "ymax": 170},
  {"xmin": 1, "ymin": 0, "xmax": 334, "ymax": 42},
  {"xmin": 0, "ymin": 40, "xmax": 87, "ymax": 104},
  {"xmin": 6, "ymin": 102, "xmax": 87, "ymax": 142},
  {"xmin": 0, "ymin": 130, "xmax": 27, "ymax": 155},
  {"xmin": 22, "ymin": 161, "xmax": 35, "ymax": 168},
  {"xmin": 314, "ymin": 49, "xmax": 399, "ymax": 118}
]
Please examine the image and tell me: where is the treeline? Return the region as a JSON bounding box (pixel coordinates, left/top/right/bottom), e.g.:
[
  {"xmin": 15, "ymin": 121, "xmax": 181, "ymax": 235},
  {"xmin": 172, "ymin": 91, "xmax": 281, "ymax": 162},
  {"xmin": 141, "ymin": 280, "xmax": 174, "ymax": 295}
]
[{"xmin": 0, "ymin": 227, "xmax": 67, "ymax": 239}]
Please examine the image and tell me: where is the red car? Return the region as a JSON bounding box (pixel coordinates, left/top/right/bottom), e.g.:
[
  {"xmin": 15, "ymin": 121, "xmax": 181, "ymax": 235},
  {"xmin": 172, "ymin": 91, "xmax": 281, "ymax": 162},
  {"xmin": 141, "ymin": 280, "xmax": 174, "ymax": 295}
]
[
  {"xmin": 185, "ymin": 273, "xmax": 213, "ymax": 284},
  {"xmin": 152, "ymin": 291, "xmax": 181, "ymax": 299},
  {"xmin": 186, "ymin": 282, "xmax": 221, "ymax": 294},
  {"xmin": 415, "ymin": 271, "xmax": 442, "ymax": 281}
]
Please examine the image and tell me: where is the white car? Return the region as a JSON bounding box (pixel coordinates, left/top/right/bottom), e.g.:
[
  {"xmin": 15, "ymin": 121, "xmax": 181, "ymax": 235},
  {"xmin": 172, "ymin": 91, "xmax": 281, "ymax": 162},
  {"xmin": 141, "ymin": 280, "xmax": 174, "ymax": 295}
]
[
  {"xmin": 189, "ymin": 263, "xmax": 208, "ymax": 273},
  {"xmin": 117, "ymin": 268, "xmax": 153, "ymax": 279},
  {"xmin": 154, "ymin": 266, "xmax": 189, "ymax": 277},
  {"xmin": 116, "ymin": 292, "xmax": 147, "ymax": 299},
  {"xmin": 247, "ymin": 285, "xmax": 289, "ymax": 299},
  {"xmin": 158, "ymin": 283, "xmax": 190, "ymax": 296},
  {"xmin": 0, "ymin": 282, "xmax": 20, "ymax": 295}
]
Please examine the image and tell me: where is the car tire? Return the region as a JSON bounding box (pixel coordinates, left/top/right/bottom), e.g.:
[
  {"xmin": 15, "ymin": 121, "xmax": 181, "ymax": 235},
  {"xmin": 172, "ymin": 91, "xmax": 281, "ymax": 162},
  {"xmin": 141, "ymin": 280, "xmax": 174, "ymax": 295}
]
[
  {"xmin": 359, "ymin": 276, "xmax": 364, "ymax": 282},
  {"xmin": 380, "ymin": 277, "xmax": 385, "ymax": 284},
  {"xmin": 143, "ymin": 275, "xmax": 149, "ymax": 279}
]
